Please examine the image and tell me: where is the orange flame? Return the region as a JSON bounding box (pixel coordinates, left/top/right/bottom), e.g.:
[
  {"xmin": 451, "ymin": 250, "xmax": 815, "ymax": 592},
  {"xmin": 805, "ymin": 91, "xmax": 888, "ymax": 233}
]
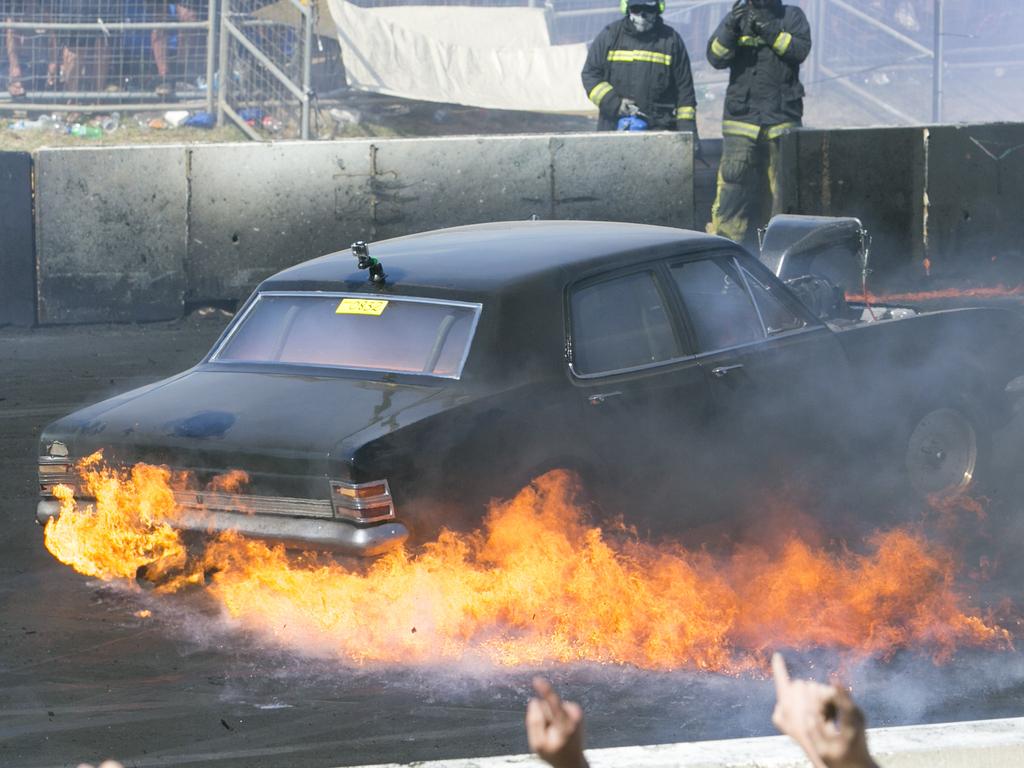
[
  {"xmin": 44, "ymin": 461, "xmax": 1013, "ymax": 670},
  {"xmin": 210, "ymin": 469, "xmax": 250, "ymax": 493},
  {"xmin": 45, "ymin": 457, "xmax": 187, "ymax": 581},
  {"xmin": 847, "ymin": 284, "xmax": 1024, "ymax": 304}
]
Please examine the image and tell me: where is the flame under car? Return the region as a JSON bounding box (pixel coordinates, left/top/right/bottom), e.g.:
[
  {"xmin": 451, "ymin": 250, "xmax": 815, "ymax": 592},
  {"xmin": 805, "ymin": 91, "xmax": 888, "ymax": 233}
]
[{"xmin": 37, "ymin": 220, "xmax": 1024, "ymax": 555}]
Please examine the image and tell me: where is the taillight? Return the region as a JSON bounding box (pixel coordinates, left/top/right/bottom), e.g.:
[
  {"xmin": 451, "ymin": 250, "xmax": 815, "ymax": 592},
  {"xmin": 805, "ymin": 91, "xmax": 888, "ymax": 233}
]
[{"xmin": 329, "ymin": 479, "xmax": 395, "ymax": 524}]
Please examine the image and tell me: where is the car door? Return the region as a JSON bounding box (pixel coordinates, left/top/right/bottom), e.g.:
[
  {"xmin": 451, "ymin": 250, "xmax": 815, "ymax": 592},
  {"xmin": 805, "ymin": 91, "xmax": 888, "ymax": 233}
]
[
  {"xmin": 565, "ymin": 264, "xmax": 717, "ymax": 532},
  {"xmin": 666, "ymin": 252, "xmax": 854, "ymax": 479}
]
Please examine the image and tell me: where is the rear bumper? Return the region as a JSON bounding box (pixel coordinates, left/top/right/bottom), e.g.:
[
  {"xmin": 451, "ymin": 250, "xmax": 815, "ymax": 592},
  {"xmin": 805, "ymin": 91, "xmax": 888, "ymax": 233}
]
[{"xmin": 36, "ymin": 499, "xmax": 409, "ymax": 557}]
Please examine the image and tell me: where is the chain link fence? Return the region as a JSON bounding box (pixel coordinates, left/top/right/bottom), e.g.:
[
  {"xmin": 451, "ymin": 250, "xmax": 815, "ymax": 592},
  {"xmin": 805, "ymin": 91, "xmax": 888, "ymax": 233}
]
[
  {"xmin": 3, "ymin": 0, "xmax": 1023, "ymax": 135},
  {"xmin": 217, "ymin": 0, "xmax": 315, "ymax": 139},
  {"xmin": 1, "ymin": 1, "xmax": 216, "ymax": 112},
  {"xmin": 0, "ymin": 0, "xmax": 318, "ymax": 137}
]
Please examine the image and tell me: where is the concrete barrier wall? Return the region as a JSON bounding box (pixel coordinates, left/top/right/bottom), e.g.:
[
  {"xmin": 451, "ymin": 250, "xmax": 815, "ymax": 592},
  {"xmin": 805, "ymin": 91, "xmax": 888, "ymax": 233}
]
[
  {"xmin": 12, "ymin": 122, "xmax": 1024, "ymax": 325},
  {"xmin": 0, "ymin": 152, "xmax": 35, "ymax": 327},
  {"xmin": 23, "ymin": 132, "xmax": 695, "ymax": 324},
  {"xmin": 780, "ymin": 123, "xmax": 1024, "ymax": 289},
  {"xmin": 353, "ymin": 716, "xmax": 1024, "ymax": 768},
  {"xmin": 779, "ymin": 126, "xmax": 926, "ymax": 284},
  {"xmin": 34, "ymin": 146, "xmax": 189, "ymax": 325},
  {"xmin": 186, "ymin": 141, "xmax": 377, "ymax": 304},
  {"xmin": 188, "ymin": 133, "xmax": 693, "ymax": 306},
  {"xmin": 925, "ymin": 124, "xmax": 1024, "ymax": 280}
]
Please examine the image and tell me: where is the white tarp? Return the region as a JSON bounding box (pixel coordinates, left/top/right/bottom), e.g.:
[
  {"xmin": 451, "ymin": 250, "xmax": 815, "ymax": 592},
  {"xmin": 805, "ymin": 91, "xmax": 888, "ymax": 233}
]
[{"xmin": 325, "ymin": 0, "xmax": 597, "ymax": 113}]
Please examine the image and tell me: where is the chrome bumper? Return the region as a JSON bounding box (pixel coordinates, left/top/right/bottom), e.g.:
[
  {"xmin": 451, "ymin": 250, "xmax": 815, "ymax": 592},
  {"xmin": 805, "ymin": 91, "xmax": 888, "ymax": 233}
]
[{"xmin": 36, "ymin": 499, "xmax": 409, "ymax": 557}]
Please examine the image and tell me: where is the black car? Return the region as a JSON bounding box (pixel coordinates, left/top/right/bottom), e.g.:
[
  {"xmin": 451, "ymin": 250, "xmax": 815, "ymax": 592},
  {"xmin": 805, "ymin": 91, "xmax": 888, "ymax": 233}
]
[{"xmin": 37, "ymin": 220, "xmax": 1024, "ymax": 555}]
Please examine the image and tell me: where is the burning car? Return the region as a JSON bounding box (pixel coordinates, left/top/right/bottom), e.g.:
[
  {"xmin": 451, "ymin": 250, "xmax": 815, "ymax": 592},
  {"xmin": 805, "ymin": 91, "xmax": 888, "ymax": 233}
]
[{"xmin": 36, "ymin": 219, "xmax": 1024, "ymax": 556}]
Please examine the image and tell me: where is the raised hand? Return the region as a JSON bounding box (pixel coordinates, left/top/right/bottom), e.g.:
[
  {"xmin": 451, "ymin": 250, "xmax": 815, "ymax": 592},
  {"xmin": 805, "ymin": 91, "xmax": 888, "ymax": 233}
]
[{"xmin": 526, "ymin": 677, "xmax": 589, "ymax": 768}]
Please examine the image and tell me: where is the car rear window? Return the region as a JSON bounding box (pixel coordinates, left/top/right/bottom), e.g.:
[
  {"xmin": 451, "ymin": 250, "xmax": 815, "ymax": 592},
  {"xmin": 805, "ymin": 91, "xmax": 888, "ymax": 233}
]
[{"xmin": 211, "ymin": 293, "xmax": 481, "ymax": 379}]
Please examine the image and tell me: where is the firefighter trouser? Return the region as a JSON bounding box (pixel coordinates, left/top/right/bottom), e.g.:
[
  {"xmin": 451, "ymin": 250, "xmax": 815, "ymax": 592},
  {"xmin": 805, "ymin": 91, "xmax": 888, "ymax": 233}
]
[{"xmin": 710, "ymin": 127, "xmax": 787, "ymax": 245}]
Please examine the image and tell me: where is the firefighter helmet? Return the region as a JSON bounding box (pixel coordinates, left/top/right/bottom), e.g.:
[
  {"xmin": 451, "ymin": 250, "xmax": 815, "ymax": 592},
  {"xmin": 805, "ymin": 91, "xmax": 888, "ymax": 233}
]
[{"xmin": 620, "ymin": 0, "xmax": 665, "ymax": 14}]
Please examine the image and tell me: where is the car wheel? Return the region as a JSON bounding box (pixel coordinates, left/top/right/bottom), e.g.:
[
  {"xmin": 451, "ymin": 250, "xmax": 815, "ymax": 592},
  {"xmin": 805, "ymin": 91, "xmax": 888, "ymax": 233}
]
[{"xmin": 904, "ymin": 403, "xmax": 989, "ymax": 498}]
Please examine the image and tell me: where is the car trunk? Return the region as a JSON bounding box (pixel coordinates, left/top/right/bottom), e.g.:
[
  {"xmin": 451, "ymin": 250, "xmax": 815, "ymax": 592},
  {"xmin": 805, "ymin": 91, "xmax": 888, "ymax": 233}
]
[{"xmin": 44, "ymin": 369, "xmax": 447, "ymax": 499}]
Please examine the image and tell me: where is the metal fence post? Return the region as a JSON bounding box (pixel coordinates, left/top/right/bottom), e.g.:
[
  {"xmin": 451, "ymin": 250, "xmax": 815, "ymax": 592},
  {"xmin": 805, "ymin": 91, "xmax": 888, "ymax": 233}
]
[
  {"xmin": 932, "ymin": 0, "xmax": 944, "ymax": 123},
  {"xmin": 813, "ymin": 0, "xmax": 826, "ymax": 85},
  {"xmin": 206, "ymin": 0, "xmax": 218, "ymax": 115},
  {"xmin": 217, "ymin": 0, "xmax": 230, "ymax": 126},
  {"xmin": 302, "ymin": 1, "xmax": 313, "ymax": 139}
]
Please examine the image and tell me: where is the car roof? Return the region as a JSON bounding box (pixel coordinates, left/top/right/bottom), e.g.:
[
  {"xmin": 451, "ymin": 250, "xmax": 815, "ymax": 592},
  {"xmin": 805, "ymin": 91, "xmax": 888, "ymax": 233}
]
[{"xmin": 263, "ymin": 220, "xmax": 730, "ymax": 297}]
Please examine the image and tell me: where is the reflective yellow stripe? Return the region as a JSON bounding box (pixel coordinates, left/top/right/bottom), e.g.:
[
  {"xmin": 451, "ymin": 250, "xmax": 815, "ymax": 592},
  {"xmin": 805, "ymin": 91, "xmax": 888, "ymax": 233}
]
[
  {"xmin": 675, "ymin": 106, "xmax": 696, "ymax": 120},
  {"xmin": 607, "ymin": 49, "xmax": 673, "ymax": 66},
  {"xmin": 722, "ymin": 121, "xmax": 798, "ymax": 140},
  {"xmin": 772, "ymin": 31, "xmax": 793, "ymax": 56},
  {"xmin": 765, "ymin": 121, "xmax": 798, "ymax": 140},
  {"xmin": 711, "ymin": 38, "xmax": 732, "ymax": 58},
  {"xmin": 722, "ymin": 120, "xmax": 761, "ymax": 139},
  {"xmin": 588, "ymin": 81, "xmax": 614, "ymax": 107},
  {"xmin": 738, "ymin": 35, "xmax": 767, "ymax": 47}
]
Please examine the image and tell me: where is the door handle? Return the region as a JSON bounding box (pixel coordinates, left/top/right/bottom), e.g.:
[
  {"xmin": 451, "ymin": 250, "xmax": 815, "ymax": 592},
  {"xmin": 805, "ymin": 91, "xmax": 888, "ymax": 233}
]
[
  {"xmin": 711, "ymin": 364, "xmax": 744, "ymax": 379},
  {"xmin": 588, "ymin": 391, "xmax": 622, "ymax": 406}
]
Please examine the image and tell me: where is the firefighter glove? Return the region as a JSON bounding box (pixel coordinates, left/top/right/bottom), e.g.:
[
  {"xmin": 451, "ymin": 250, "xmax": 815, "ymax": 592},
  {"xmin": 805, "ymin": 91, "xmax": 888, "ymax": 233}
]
[
  {"xmin": 618, "ymin": 97, "xmax": 640, "ymax": 116},
  {"xmin": 726, "ymin": 2, "xmax": 747, "ymax": 33},
  {"xmin": 750, "ymin": 9, "xmax": 782, "ymax": 41}
]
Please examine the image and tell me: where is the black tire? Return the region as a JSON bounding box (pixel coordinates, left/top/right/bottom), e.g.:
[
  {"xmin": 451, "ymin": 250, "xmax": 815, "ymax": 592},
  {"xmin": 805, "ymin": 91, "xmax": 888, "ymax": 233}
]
[{"xmin": 903, "ymin": 400, "xmax": 991, "ymax": 499}]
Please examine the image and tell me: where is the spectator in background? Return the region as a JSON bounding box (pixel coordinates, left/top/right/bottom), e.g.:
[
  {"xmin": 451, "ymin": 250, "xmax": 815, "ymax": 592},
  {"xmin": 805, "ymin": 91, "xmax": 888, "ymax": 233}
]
[
  {"xmin": 147, "ymin": 1, "xmax": 172, "ymax": 95},
  {"xmin": 56, "ymin": 0, "xmax": 111, "ymax": 94},
  {"xmin": 4, "ymin": 0, "xmax": 57, "ymax": 97},
  {"xmin": 174, "ymin": 1, "xmax": 208, "ymax": 82},
  {"xmin": 150, "ymin": 1, "xmax": 208, "ymax": 97},
  {"xmin": 526, "ymin": 654, "xmax": 879, "ymax": 768}
]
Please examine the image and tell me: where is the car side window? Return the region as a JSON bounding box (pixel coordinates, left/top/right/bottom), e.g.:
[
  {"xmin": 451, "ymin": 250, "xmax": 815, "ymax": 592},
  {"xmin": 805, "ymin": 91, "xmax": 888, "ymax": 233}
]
[
  {"xmin": 741, "ymin": 266, "xmax": 809, "ymax": 335},
  {"xmin": 670, "ymin": 259, "xmax": 763, "ymax": 352},
  {"xmin": 571, "ymin": 271, "xmax": 680, "ymax": 375}
]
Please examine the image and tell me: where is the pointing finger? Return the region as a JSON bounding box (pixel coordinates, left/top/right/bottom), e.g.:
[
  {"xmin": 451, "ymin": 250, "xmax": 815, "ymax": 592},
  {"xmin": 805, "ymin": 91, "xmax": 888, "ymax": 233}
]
[
  {"xmin": 525, "ymin": 698, "xmax": 546, "ymax": 749},
  {"xmin": 772, "ymin": 652, "xmax": 790, "ymax": 697},
  {"xmin": 532, "ymin": 676, "xmax": 560, "ymax": 724}
]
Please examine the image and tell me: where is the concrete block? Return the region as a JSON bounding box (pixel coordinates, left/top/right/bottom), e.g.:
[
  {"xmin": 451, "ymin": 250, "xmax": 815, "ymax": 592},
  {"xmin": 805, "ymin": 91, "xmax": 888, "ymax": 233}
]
[
  {"xmin": 35, "ymin": 146, "xmax": 188, "ymax": 324},
  {"xmin": 924, "ymin": 123, "xmax": 1024, "ymax": 282},
  {"xmin": 782, "ymin": 127, "xmax": 926, "ymax": 284},
  {"xmin": 0, "ymin": 152, "xmax": 36, "ymax": 326},
  {"xmin": 551, "ymin": 132, "xmax": 694, "ymax": 230},
  {"xmin": 187, "ymin": 140, "xmax": 376, "ymax": 304},
  {"xmin": 369, "ymin": 135, "xmax": 552, "ymax": 241}
]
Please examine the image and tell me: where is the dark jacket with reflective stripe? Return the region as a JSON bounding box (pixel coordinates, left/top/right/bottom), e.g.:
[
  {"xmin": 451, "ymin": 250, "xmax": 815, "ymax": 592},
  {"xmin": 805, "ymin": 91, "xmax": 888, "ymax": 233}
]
[
  {"xmin": 582, "ymin": 17, "xmax": 696, "ymax": 132},
  {"xmin": 706, "ymin": 3, "xmax": 811, "ymax": 130}
]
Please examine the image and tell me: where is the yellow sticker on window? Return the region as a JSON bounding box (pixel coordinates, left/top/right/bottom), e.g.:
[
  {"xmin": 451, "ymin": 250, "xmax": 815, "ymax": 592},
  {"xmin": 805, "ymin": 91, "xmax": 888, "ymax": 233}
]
[{"xmin": 336, "ymin": 298, "xmax": 389, "ymax": 316}]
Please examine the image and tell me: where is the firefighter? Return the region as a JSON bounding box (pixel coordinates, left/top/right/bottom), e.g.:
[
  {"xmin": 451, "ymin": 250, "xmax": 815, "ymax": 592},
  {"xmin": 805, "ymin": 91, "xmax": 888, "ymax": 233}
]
[
  {"xmin": 581, "ymin": 0, "xmax": 697, "ymax": 134},
  {"xmin": 707, "ymin": 0, "xmax": 811, "ymax": 244}
]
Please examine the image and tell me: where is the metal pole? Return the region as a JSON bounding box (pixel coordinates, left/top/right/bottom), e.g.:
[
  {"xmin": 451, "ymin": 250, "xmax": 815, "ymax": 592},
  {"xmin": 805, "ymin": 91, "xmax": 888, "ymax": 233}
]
[
  {"xmin": 217, "ymin": 0, "xmax": 230, "ymax": 127},
  {"xmin": 932, "ymin": 0, "xmax": 944, "ymax": 123},
  {"xmin": 810, "ymin": 0, "xmax": 826, "ymax": 89},
  {"xmin": 301, "ymin": 2, "xmax": 313, "ymax": 139},
  {"xmin": 205, "ymin": 0, "xmax": 217, "ymax": 115}
]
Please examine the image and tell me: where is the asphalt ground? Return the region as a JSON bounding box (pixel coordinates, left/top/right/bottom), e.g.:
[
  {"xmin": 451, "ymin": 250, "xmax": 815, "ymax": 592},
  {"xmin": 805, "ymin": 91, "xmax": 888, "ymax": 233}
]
[{"xmin": 3, "ymin": 318, "xmax": 1024, "ymax": 768}]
